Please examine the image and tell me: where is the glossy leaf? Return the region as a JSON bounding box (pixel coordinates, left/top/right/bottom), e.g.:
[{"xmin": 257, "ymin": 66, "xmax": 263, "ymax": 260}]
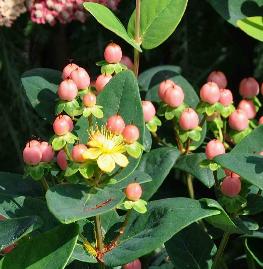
[
  {"xmin": 2, "ymin": 224, "xmax": 79, "ymax": 269},
  {"xmin": 237, "ymin": 16, "xmax": 263, "ymax": 41},
  {"xmin": 175, "ymin": 153, "xmax": 215, "ymax": 188},
  {"xmin": 165, "ymin": 223, "xmax": 216, "ymax": 269},
  {"xmin": 21, "ymin": 68, "xmax": 60, "ymax": 122},
  {"xmin": 128, "ymin": 0, "xmax": 188, "ymax": 49},
  {"xmin": 136, "ymin": 147, "xmax": 180, "ymax": 200},
  {"xmin": 46, "ymin": 184, "xmax": 124, "ymax": 223},
  {"xmin": 103, "ymin": 197, "xmax": 220, "ymax": 266},
  {"xmin": 71, "ymin": 243, "xmax": 97, "ymax": 264},
  {"xmin": 83, "ymin": 3, "xmax": 141, "ymax": 51}
]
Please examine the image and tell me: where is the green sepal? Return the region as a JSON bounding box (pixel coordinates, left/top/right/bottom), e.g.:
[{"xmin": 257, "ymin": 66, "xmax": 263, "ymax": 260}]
[
  {"xmin": 24, "ymin": 162, "xmax": 51, "ymax": 181},
  {"xmin": 200, "ymin": 159, "xmax": 220, "ymax": 171},
  {"xmin": 187, "ymin": 127, "xmax": 202, "ymax": 142},
  {"xmin": 220, "ymin": 104, "xmax": 235, "ymax": 118},
  {"xmin": 51, "ymin": 133, "xmax": 78, "ymax": 151},
  {"xmin": 65, "ymin": 162, "xmax": 95, "ymax": 179},
  {"xmin": 123, "ymin": 199, "xmax": 148, "ymax": 214},
  {"xmin": 83, "ymin": 105, "xmax": 103, "ymax": 119},
  {"xmin": 65, "ymin": 162, "xmax": 80, "ymax": 177},
  {"xmin": 100, "ymin": 62, "xmax": 127, "ymax": 75},
  {"xmin": 146, "ymin": 116, "xmax": 162, "ymax": 133},
  {"xmin": 249, "ymin": 119, "xmax": 258, "ymax": 129},
  {"xmin": 125, "ymin": 142, "xmax": 144, "ymax": 158},
  {"xmin": 253, "ymin": 96, "xmax": 262, "ymax": 111},
  {"xmin": 164, "ymin": 103, "xmax": 187, "ymax": 120},
  {"xmin": 229, "ymin": 127, "xmax": 252, "ymax": 144},
  {"xmin": 56, "ymin": 99, "xmax": 82, "ymax": 117},
  {"xmin": 78, "ymin": 87, "xmax": 93, "ymax": 98},
  {"xmin": 196, "ymin": 102, "xmax": 223, "ymax": 116}
]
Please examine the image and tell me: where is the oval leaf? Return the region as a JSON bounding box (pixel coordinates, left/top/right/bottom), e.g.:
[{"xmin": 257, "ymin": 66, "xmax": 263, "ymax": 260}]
[{"xmin": 237, "ymin": 16, "xmax": 263, "ymax": 41}]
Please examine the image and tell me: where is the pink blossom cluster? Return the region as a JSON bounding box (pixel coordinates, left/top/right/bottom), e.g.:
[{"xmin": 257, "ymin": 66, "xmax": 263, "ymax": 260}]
[{"xmin": 29, "ymin": 0, "xmax": 121, "ymax": 26}]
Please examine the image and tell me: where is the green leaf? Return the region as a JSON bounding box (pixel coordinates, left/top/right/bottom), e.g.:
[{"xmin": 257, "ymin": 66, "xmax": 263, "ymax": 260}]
[
  {"xmin": 132, "ymin": 199, "xmax": 147, "ymax": 213},
  {"xmin": 51, "ymin": 136, "xmax": 66, "ymax": 151},
  {"xmin": 175, "ymin": 153, "xmax": 215, "ymax": 188},
  {"xmin": 83, "ymin": 3, "xmax": 141, "ymax": 51},
  {"xmin": 128, "ymin": 0, "xmax": 188, "ymax": 49},
  {"xmin": 97, "ymin": 71, "xmax": 145, "ymax": 182},
  {"xmin": 0, "ymin": 216, "xmax": 42, "ymax": 250},
  {"xmin": 230, "ymin": 127, "xmax": 252, "ymax": 144},
  {"xmin": 245, "ymin": 237, "xmax": 263, "ymax": 267},
  {"xmin": 165, "ymin": 223, "xmax": 216, "ymax": 269},
  {"xmin": 71, "ymin": 243, "xmax": 97, "ymax": 264},
  {"xmin": 103, "ymin": 197, "xmax": 220, "ymax": 266},
  {"xmin": 46, "ymin": 184, "xmax": 124, "ymax": 223},
  {"xmin": 2, "ymin": 224, "xmax": 79, "ymax": 269},
  {"xmin": 21, "ymin": 68, "xmax": 60, "ymax": 122},
  {"xmin": 75, "ymin": 116, "xmax": 89, "ymax": 144},
  {"xmin": 215, "ymin": 153, "xmax": 263, "ymax": 190},
  {"xmin": 125, "ymin": 142, "xmax": 143, "ymax": 158},
  {"xmin": 136, "ymin": 147, "xmax": 180, "ymax": 200}
]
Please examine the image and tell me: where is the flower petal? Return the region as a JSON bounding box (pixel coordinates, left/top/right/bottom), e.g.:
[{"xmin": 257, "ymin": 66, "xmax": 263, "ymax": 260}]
[
  {"xmin": 112, "ymin": 153, "xmax": 129, "ymax": 168},
  {"xmin": 97, "ymin": 154, "xmax": 115, "ymax": 173},
  {"xmin": 83, "ymin": 148, "xmax": 102, "ymax": 160}
]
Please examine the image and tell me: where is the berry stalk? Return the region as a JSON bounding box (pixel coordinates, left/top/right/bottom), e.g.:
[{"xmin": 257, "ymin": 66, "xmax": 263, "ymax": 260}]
[
  {"xmin": 133, "ymin": 0, "xmax": 141, "ymax": 77},
  {"xmin": 212, "ymin": 232, "xmax": 230, "ymax": 269},
  {"xmin": 95, "ymin": 215, "xmax": 105, "ymax": 269}
]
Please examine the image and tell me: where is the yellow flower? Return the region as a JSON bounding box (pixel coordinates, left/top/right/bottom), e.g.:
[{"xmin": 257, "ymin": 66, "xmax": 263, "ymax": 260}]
[{"xmin": 83, "ymin": 126, "xmax": 129, "ymax": 173}]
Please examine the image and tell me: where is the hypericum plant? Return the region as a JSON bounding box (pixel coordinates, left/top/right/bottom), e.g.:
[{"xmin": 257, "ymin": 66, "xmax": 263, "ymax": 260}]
[{"xmin": 1, "ymin": 1, "xmax": 263, "ymax": 269}]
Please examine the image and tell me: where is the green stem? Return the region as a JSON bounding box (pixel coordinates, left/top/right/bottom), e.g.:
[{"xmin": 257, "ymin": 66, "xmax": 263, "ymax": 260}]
[
  {"xmin": 95, "ymin": 215, "xmax": 105, "ymax": 269},
  {"xmin": 133, "ymin": 0, "xmax": 141, "ymax": 77},
  {"xmin": 41, "ymin": 178, "xmax": 49, "ymax": 192},
  {"xmin": 186, "ymin": 173, "xmax": 194, "ymax": 199},
  {"xmin": 64, "ymin": 144, "xmax": 72, "ymax": 161},
  {"xmin": 212, "ymin": 232, "xmax": 230, "ymax": 269}
]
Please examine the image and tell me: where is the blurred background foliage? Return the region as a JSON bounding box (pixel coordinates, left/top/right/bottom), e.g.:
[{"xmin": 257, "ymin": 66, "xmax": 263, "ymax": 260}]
[{"xmin": 0, "ymin": 0, "xmax": 262, "ymax": 174}]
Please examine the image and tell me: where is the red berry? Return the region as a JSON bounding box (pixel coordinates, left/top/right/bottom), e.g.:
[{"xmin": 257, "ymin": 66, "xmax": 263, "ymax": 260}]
[
  {"xmin": 207, "ymin": 71, "xmax": 227, "ymax": 89},
  {"xmin": 39, "ymin": 142, "xmax": 55, "ymax": 162},
  {"xmin": 239, "ymin": 77, "xmax": 259, "ymax": 99},
  {"xmin": 104, "ymin": 43, "xmax": 122, "ymax": 64},
  {"xmin": 70, "ymin": 67, "xmax": 90, "ymax": 90},
  {"xmin": 237, "ymin": 99, "xmax": 256, "ymax": 119},
  {"xmin": 229, "ymin": 109, "xmax": 249, "ymax": 131},
  {"xmin": 123, "ymin": 259, "xmax": 142, "ymax": 269},
  {"xmin": 158, "ymin": 80, "xmax": 175, "ymax": 100},
  {"xmin": 71, "ymin": 144, "xmax": 88, "ymax": 163},
  {"xmin": 179, "ymin": 108, "xmax": 199, "ymax": 130},
  {"xmin": 0, "ymin": 215, "xmax": 6, "ymax": 221},
  {"xmin": 221, "ymin": 176, "xmax": 241, "ymax": 197},
  {"xmin": 26, "ymin": 140, "xmax": 40, "ymax": 148},
  {"xmin": 23, "ymin": 145, "xmax": 42, "ymax": 165},
  {"xmin": 125, "ymin": 183, "xmax": 142, "ymax": 201},
  {"xmin": 219, "ymin": 89, "xmax": 233, "ymax": 106},
  {"xmin": 95, "ymin": 74, "xmax": 112, "ymax": 93},
  {"xmin": 142, "ymin": 101, "xmax": 156, "ymax": 122},
  {"xmin": 57, "ymin": 79, "xmax": 78, "ymax": 101},
  {"xmin": 106, "ymin": 115, "xmax": 125, "ymax": 134},
  {"xmin": 163, "ymin": 84, "xmax": 184, "ymax": 108},
  {"xmin": 205, "ymin": 139, "xmax": 225, "ymax": 160},
  {"xmin": 200, "ymin": 82, "xmax": 220, "ymax": 104},
  {"xmin": 259, "ymin": 116, "xmax": 263, "ymax": 125},
  {"xmin": 259, "ymin": 151, "xmax": 263, "ymax": 156},
  {"xmin": 120, "ymin": 55, "xmax": 134, "ymax": 70},
  {"xmin": 53, "ymin": 115, "xmax": 71, "ymax": 136},
  {"xmin": 62, "ymin": 115, "xmax": 74, "ymax": 132},
  {"xmin": 83, "ymin": 92, "xmax": 96, "ymax": 107},
  {"xmin": 62, "ymin": 63, "xmax": 79, "ymax": 79},
  {"xmin": 122, "ymin": 125, "xmax": 140, "ymax": 144},
  {"xmin": 57, "ymin": 150, "xmax": 68, "ymax": 170},
  {"xmin": 224, "ymin": 169, "xmax": 240, "ymax": 178}
]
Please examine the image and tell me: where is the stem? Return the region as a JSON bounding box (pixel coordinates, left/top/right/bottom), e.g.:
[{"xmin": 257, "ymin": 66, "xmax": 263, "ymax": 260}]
[
  {"xmin": 212, "ymin": 232, "xmax": 230, "ymax": 269},
  {"xmin": 95, "ymin": 215, "xmax": 105, "ymax": 269},
  {"xmin": 64, "ymin": 144, "xmax": 72, "ymax": 160},
  {"xmin": 185, "ymin": 138, "xmax": 191, "ymax": 155},
  {"xmin": 174, "ymin": 129, "xmax": 184, "ymax": 153},
  {"xmin": 186, "ymin": 173, "xmax": 194, "ymax": 199},
  {"xmin": 133, "ymin": 0, "xmax": 141, "ymax": 77},
  {"xmin": 41, "ymin": 178, "xmax": 49, "ymax": 192}
]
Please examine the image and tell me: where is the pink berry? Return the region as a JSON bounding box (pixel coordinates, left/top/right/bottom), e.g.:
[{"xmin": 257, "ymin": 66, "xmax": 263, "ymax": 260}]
[
  {"xmin": 0, "ymin": 215, "xmax": 6, "ymax": 221},
  {"xmin": 142, "ymin": 101, "xmax": 156, "ymax": 122},
  {"xmin": 205, "ymin": 139, "xmax": 225, "ymax": 160},
  {"xmin": 123, "ymin": 259, "xmax": 142, "ymax": 269},
  {"xmin": 2, "ymin": 244, "xmax": 16, "ymax": 254},
  {"xmin": 106, "ymin": 115, "xmax": 125, "ymax": 134},
  {"xmin": 200, "ymin": 82, "xmax": 220, "ymax": 104},
  {"xmin": 39, "ymin": 142, "xmax": 55, "ymax": 162},
  {"xmin": 259, "ymin": 151, "xmax": 263, "ymax": 156},
  {"xmin": 221, "ymin": 176, "xmax": 241, "ymax": 197},
  {"xmin": 62, "ymin": 63, "xmax": 79, "ymax": 79},
  {"xmin": 57, "ymin": 79, "xmax": 78, "ymax": 101},
  {"xmin": 70, "ymin": 67, "xmax": 90, "ymax": 90},
  {"xmin": 53, "ymin": 115, "xmax": 71, "ymax": 136},
  {"xmin": 62, "ymin": 115, "xmax": 74, "ymax": 132},
  {"xmin": 71, "ymin": 144, "xmax": 88, "ymax": 163},
  {"xmin": 179, "ymin": 108, "xmax": 199, "ymax": 130},
  {"xmin": 259, "ymin": 116, "xmax": 263, "ymax": 125},
  {"xmin": 26, "ymin": 140, "xmax": 40, "ymax": 148},
  {"xmin": 224, "ymin": 169, "xmax": 240, "ymax": 178},
  {"xmin": 158, "ymin": 80, "xmax": 175, "ymax": 100},
  {"xmin": 125, "ymin": 183, "xmax": 142, "ymax": 201},
  {"xmin": 23, "ymin": 145, "xmax": 42, "ymax": 165},
  {"xmin": 229, "ymin": 109, "xmax": 249, "ymax": 131},
  {"xmin": 239, "ymin": 77, "xmax": 259, "ymax": 99},
  {"xmin": 57, "ymin": 150, "xmax": 68, "ymax": 170},
  {"xmin": 83, "ymin": 92, "xmax": 96, "ymax": 107},
  {"xmin": 207, "ymin": 71, "xmax": 227, "ymax": 89},
  {"xmin": 104, "ymin": 43, "xmax": 122, "ymax": 64},
  {"xmin": 219, "ymin": 89, "xmax": 233, "ymax": 106},
  {"xmin": 120, "ymin": 55, "xmax": 134, "ymax": 70},
  {"xmin": 237, "ymin": 100, "xmax": 256, "ymax": 119},
  {"xmin": 163, "ymin": 84, "xmax": 184, "ymax": 108},
  {"xmin": 95, "ymin": 74, "xmax": 112, "ymax": 93},
  {"xmin": 122, "ymin": 125, "xmax": 140, "ymax": 144}
]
